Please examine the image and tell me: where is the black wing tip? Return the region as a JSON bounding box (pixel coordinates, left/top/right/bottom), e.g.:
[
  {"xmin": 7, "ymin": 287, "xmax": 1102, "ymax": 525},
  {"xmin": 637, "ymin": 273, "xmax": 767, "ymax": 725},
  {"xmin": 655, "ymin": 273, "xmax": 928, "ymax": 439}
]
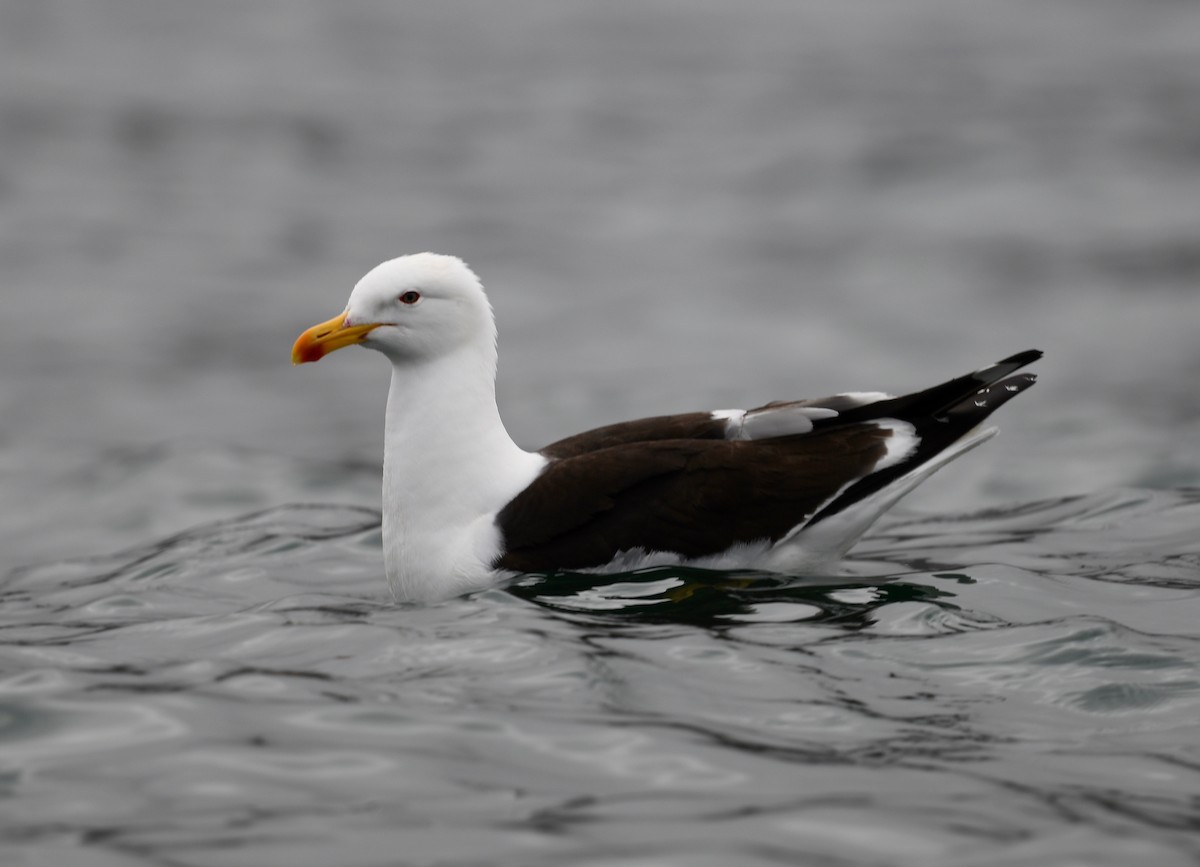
[
  {"xmin": 996, "ymin": 349, "xmax": 1043, "ymax": 368},
  {"xmin": 810, "ymin": 366, "xmax": 1039, "ymax": 526},
  {"xmin": 943, "ymin": 371, "xmax": 1038, "ymax": 419},
  {"xmin": 967, "ymin": 349, "xmax": 1043, "ymax": 390}
]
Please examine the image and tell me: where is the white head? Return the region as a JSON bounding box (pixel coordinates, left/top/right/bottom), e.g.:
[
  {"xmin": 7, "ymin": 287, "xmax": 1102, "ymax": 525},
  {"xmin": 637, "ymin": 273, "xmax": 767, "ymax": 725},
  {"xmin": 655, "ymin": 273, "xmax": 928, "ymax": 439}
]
[
  {"xmin": 293, "ymin": 253, "xmax": 496, "ymax": 366},
  {"xmin": 293, "ymin": 253, "xmax": 538, "ymax": 603}
]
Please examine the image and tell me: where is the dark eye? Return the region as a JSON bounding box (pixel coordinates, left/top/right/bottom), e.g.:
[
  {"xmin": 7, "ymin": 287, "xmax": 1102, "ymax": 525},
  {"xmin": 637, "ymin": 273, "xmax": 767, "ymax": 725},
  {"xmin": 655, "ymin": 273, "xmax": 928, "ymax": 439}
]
[{"xmin": 399, "ymin": 291, "xmax": 421, "ymax": 305}]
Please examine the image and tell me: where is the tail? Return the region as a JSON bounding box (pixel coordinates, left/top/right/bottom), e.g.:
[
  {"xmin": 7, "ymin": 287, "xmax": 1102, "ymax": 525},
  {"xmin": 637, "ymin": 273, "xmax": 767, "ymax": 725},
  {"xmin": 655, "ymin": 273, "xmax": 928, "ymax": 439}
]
[{"xmin": 806, "ymin": 349, "xmax": 1041, "ymax": 527}]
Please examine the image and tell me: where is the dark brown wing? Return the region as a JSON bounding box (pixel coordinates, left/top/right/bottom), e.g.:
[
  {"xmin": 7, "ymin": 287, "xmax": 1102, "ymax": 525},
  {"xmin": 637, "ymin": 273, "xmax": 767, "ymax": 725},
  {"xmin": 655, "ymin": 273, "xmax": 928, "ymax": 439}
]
[
  {"xmin": 493, "ymin": 424, "xmax": 890, "ymax": 572},
  {"xmin": 539, "ymin": 412, "xmax": 727, "ymax": 459},
  {"xmin": 503, "ymin": 349, "xmax": 1042, "ymax": 572}
]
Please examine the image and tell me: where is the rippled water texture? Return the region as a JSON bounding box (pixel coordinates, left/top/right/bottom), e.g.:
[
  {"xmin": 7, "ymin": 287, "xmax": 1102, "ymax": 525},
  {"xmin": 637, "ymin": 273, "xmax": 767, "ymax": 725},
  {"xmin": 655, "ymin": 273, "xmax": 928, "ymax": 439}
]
[
  {"xmin": 3, "ymin": 1, "xmax": 1200, "ymax": 865},
  {"xmin": 5, "ymin": 482, "xmax": 1200, "ymax": 866}
]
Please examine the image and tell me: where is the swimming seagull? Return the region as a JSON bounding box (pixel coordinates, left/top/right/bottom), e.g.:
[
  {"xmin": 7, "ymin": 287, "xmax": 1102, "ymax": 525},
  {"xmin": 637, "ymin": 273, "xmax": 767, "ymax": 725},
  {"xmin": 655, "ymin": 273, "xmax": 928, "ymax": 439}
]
[{"xmin": 293, "ymin": 253, "xmax": 1040, "ymax": 602}]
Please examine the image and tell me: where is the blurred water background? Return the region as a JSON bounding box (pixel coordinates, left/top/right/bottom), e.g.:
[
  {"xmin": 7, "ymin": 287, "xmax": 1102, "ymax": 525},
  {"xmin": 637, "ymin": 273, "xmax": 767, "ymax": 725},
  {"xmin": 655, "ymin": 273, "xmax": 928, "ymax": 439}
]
[{"xmin": 2, "ymin": 1, "xmax": 1200, "ymax": 864}]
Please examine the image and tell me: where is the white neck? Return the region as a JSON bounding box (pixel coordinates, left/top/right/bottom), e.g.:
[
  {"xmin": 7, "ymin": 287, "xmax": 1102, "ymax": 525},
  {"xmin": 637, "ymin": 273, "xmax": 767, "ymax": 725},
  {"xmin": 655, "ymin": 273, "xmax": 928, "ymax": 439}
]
[{"xmin": 381, "ymin": 343, "xmax": 545, "ymax": 601}]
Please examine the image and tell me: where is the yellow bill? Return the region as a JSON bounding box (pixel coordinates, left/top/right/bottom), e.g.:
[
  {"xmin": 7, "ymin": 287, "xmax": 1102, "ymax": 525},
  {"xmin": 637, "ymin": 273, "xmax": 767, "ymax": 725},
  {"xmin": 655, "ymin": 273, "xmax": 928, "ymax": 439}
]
[{"xmin": 292, "ymin": 312, "xmax": 380, "ymax": 364}]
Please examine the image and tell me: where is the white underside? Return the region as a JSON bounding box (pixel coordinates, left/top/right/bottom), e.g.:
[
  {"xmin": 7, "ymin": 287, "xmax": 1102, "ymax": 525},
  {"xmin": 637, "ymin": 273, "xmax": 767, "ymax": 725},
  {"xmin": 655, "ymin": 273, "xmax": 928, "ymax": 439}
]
[{"xmin": 382, "ymin": 347, "xmax": 547, "ymax": 603}]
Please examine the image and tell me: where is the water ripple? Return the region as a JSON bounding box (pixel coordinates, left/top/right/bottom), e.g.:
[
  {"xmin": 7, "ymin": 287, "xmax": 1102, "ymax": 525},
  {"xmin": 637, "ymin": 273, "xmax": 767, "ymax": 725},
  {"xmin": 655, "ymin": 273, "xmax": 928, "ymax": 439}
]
[{"xmin": 1, "ymin": 489, "xmax": 1199, "ymax": 865}]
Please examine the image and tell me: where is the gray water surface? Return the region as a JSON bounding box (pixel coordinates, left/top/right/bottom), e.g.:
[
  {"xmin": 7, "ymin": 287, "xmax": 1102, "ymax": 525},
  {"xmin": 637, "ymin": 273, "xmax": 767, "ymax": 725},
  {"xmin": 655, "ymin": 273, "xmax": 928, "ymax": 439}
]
[{"xmin": 3, "ymin": 2, "xmax": 1200, "ymax": 865}]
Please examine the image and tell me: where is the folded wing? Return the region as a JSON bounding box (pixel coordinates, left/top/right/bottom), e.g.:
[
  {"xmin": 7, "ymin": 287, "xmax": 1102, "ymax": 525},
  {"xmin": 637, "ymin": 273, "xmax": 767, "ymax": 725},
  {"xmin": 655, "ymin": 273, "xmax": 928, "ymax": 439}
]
[{"xmin": 495, "ymin": 350, "xmax": 1040, "ymax": 572}]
